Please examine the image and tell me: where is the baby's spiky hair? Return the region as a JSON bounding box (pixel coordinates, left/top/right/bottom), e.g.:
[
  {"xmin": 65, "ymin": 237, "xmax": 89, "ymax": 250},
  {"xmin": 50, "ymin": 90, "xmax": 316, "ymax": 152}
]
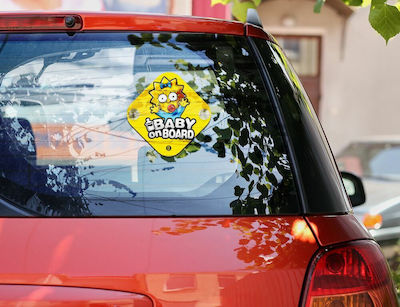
[{"xmin": 149, "ymin": 77, "xmax": 184, "ymax": 104}]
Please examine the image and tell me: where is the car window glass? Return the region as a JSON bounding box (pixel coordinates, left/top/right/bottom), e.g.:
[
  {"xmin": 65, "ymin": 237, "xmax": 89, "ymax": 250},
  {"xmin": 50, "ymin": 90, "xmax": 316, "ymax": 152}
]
[
  {"xmin": 254, "ymin": 38, "xmax": 350, "ymax": 213},
  {"xmin": 0, "ymin": 33, "xmax": 299, "ymax": 216}
]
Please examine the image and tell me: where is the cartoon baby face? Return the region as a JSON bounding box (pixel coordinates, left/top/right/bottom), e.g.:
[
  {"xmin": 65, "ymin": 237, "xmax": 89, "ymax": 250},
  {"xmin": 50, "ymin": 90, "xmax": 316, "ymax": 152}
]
[{"xmin": 149, "ymin": 77, "xmax": 185, "ymax": 113}]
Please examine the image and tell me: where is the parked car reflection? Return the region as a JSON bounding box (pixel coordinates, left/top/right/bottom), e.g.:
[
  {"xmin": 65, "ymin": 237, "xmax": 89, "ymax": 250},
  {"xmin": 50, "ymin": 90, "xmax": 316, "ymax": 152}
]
[{"xmin": 337, "ymin": 136, "xmax": 400, "ymax": 242}]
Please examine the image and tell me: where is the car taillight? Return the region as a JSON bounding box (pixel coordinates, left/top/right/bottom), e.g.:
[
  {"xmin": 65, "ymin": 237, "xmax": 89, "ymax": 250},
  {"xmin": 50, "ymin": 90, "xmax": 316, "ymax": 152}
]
[
  {"xmin": 363, "ymin": 213, "xmax": 383, "ymax": 229},
  {"xmin": 303, "ymin": 240, "xmax": 398, "ymax": 307},
  {"xmin": 0, "ymin": 15, "xmax": 82, "ymax": 31}
]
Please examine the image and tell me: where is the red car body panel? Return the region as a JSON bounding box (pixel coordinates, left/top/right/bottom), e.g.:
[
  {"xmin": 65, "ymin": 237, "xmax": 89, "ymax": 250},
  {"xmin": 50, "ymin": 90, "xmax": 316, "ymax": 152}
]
[
  {"xmin": 306, "ymin": 214, "xmax": 372, "ymax": 246},
  {"xmin": 81, "ymin": 13, "xmax": 244, "ymax": 35},
  {"xmin": 0, "ymin": 12, "xmax": 377, "ymax": 306},
  {"xmin": 0, "ymin": 217, "xmax": 319, "ymax": 306},
  {"xmin": 0, "ymin": 285, "xmax": 153, "ymax": 306},
  {"xmin": 0, "ymin": 12, "xmax": 244, "ymax": 36},
  {"xmin": 244, "ymin": 24, "xmax": 276, "ymax": 42},
  {"xmin": 0, "ymin": 12, "xmax": 276, "ymax": 43}
]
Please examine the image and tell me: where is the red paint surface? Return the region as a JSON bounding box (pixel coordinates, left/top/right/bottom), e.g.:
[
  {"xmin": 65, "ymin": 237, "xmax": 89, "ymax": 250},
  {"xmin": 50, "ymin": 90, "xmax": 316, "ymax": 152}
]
[
  {"xmin": 0, "ymin": 12, "xmax": 276, "ymax": 43},
  {"xmin": 0, "ymin": 12, "xmax": 243, "ymax": 35},
  {"xmin": 0, "ymin": 12, "xmax": 371, "ymax": 306},
  {"xmin": 245, "ymin": 24, "xmax": 277, "ymax": 43},
  {"xmin": 81, "ymin": 13, "xmax": 244, "ymax": 34},
  {"xmin": 306, "ymin": 214, "xmax": 372, "ymax": 247},
  {"xmin": 0, "ymin": 15, "xmax": 82, "ymax": 31},
  {"xmin": 0, "ymin": 285, "xmax": 152, "ymax": 306},
  {"xmin": 0, "ymin": 217, "xmax": 317, "ymax": 306}
]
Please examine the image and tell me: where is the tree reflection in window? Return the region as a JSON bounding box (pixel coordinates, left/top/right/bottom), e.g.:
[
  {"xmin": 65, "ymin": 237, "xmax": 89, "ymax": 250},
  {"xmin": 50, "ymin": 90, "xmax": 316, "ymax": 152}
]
[
  {"xmin": 128, "ymin": 33, "xmax": 299, "ymax": 215},
  {"xmin": 0, "ymin": 33, "xmax": 299, "ymax": 216}
]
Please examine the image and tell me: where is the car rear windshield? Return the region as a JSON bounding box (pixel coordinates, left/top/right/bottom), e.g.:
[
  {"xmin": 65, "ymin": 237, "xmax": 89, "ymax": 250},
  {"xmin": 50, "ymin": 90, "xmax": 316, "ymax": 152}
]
[{"xmin": 0, "ymin": 32, "xmax": 299, "ymax": 216}]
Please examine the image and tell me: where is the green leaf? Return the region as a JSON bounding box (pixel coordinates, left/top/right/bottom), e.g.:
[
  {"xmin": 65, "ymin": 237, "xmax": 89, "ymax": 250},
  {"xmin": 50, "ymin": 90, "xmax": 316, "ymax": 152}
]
[
  {"xmin": 232, "ymin": 0, "xmax": 257, "ymax": 22},
  {"xmin": 150, "ymin": 42, "xmax": 163, "ymax": 48},
  {"xmin": 228, "ymin": 118, "xmax": 242, "ymax": 131},
  {"xmin": 211, "ymin": 0, "xmax": 262, "ymax": 21},
  {"xmin": 369, "ymin": 1, "xmax": 400, "ymax": 43},
  {"xmin": 249, "ymin": 146, "xmax": 263, "ymax": 165},
  {"xmin": 371, "ymin": 0, "xmax": 385, "ymax": 4},
  {"xmin": 231, "ymin": 143, "xmax": 237, "ymax": 157},
  {"xmin": 141, "ymin": 33, "xmax": 154, "ymax": 42},
  {"xmin": 187, "ymin": 81, "xmax": 198, "ymax": 91},
  {"xmin": 230, "ymin": 199, "xmax": 242, "ymax": 214},
  {"xmin": 362, "ymin": 0, "xmax": 371, "ymax": 7},
  {"xmin": 213, "ymin": 126, "xmax": 232, "ymax": 142},
  {"xmin": 241, "ymin": 163, "xmax": 253, "ymax": 181},
  {"xmin": 211, "ymin": 0, "xmax": 232, "ymax": 5},
  {"xmin": 176, "ymin": 150, "xmax": 188, "ymax": 159},
  {"xmin": 161, "ymin": 156, "xmax": 175, "ymax": 162},
  {"xmin": 239, "ymin": 128, "xmax": 249, "ymax": 146},
  {"xmin": 237, "ymin": 147, "xmax": 246, "ymax": 165},
  {"xmin": 186, "ymin": 142, "xmax": 201, "ymax": 153},
  {"xmin": 266, "ymin": 172, "xmax": 278, "ymax": 186},
  {"xmin": 135, "ymin": 84, "xmax": 145, "ymax": 92},
  {"xmin": 342, "ymin": 0, "xmax": 363, "ymax": 6},
  {"xmin": 234, "ymin": 185, "xmax": 245, "ymax": 197},
  {"xmin": 196, "ymin": 133, "xmax": 212, "ymax": 143},
  {"xmin": 145, "ymin": 150, "xmax": 157, "ymax": 163},
  {"xmin": 257, "ymin": 183, "xmax": 269, "ymax": 197},
  {"xmin": 127, "ymin": 34, "xmax": 144, "ymax": 47},
  {"xmin": 248, "ymin": 180, "xmax": 255, "ymax": 193},
  {"xmin": 314, "ymin": 0, "xmax": 326, "ymax": 13},
  {"xmin": 212, "ymin": 141, "xmax": 226, "ymax": 158},
  {"xmin": 158, "ymin": 33, "xmax": 172, "ymax": 43},
  {"xmin": 167, "ymin": 42, "xmax": 182, "ymax": 51}
]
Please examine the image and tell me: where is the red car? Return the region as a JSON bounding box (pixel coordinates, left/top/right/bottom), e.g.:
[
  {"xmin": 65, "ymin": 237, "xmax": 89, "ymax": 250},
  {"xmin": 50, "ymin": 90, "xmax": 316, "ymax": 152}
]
[{"xmin": 0, "ymin": 11, "xmax": 397, "ymax": 306}]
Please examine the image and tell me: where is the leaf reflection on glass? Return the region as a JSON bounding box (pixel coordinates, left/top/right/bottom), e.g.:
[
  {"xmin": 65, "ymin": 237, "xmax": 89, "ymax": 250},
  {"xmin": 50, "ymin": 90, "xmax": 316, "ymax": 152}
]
[
  {"xmin": 0, "ymin": 99, "xmax": 136, "ymax": 216},
  {"xmin": 129, "ymin": 33, "xmax": 297, "ymax": 215},
  {"xmin": 0, "ymin": 32, "xmax": 298, "ymax": 216}
]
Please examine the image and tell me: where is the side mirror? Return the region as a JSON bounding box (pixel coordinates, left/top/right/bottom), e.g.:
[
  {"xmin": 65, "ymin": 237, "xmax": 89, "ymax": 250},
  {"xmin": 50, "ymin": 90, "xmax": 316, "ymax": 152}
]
[{"xmin": 341, "ymin": 171, "xmax": 366, "ymax": 207}]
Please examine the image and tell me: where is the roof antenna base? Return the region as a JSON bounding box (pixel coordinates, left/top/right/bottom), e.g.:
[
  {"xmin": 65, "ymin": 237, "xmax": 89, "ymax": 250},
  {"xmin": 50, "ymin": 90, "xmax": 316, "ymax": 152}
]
[{"xmin": 246, "ymin": 8, "xmax": 263, "ymax": 28}]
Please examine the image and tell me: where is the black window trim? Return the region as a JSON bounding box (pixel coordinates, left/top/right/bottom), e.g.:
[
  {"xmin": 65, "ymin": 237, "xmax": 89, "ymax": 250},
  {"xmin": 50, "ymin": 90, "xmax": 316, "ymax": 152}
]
[
  {"xmin": 246, "ymin": 36, "xmax": 307, "ymax": 214},
  {"xmin": 248, "ymin": 36, "xmax": 353, "ymax": 215}
]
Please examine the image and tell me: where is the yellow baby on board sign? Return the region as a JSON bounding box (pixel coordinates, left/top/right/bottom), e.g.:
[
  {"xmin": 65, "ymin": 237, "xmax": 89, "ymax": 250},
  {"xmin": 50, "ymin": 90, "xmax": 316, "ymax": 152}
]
[{"xmin": 127, "ymin": 73, "xmax": 211, "ymax": 157}]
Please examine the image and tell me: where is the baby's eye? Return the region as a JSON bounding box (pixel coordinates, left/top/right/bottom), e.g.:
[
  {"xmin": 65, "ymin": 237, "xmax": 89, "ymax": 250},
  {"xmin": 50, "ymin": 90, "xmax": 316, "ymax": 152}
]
[
  {"xmin": 158, "ymin": 94, "xmax": 167, "ymax": 103},
  {"xmin": 169, "ymin": 92, "xmax": 178, "ymax": 101}
]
